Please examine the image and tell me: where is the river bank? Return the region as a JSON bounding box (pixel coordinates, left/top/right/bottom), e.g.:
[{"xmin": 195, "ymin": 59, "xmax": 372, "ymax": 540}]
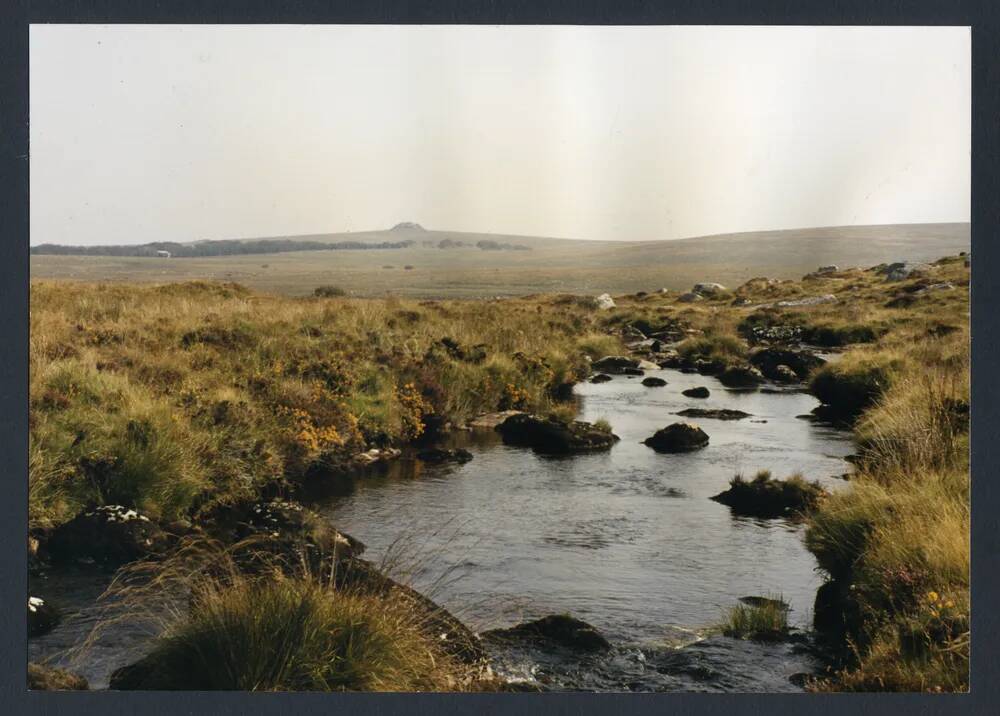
[{"xmin": 28, "ymin": 253, "xmax": 970, "ymax": 691}]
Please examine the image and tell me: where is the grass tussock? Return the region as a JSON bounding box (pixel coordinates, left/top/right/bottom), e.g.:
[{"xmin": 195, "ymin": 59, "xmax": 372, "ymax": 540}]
[
  {"xmin": 676, "ymin": 332, "xmax": 747, "ymax": 366},
  {"xmin": 719, "ymin": 597, "xmax": 788, "ymax": 641},
  {"xmin": 712, "ymin": 470, "xmax": 825, "ymax": 518},
  {"xmin": 119, "ymin": 577, "xmax": 468, "ymax": 691},
  {"xmin": 83, "ymin": 538, "xmax": 488, "ymax": 692}
]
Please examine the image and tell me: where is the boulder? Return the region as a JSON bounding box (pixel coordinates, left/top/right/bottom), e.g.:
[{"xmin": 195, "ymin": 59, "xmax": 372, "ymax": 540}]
[
  {"xmin": 750, "ymin": 347, "xmax": 826, "ymax": 381},
  {"xmin": 692, "ymin": 282, "xmax": 727, "ymax": 296},
  {"xmin": 589, "ymin": 373, "xmax": 613, "ymax": 384},
  {"xmin": 496, "ymin": 414, "xmax": 619, "ymax": 455},
  {"xmin": 620, "ymin": 325, "xmax": 646, "ymax": 341},
  {"xmin": 772, "ymin": 365, "xmax": 799, "ymax": 383},
  {"xmin": 636, "ymin": 359, "xmax": 661, "ymax": 371},
  {"xmin": 468, "ymin": 410, "xmax": 525, "ymax": 430},
  {"xmin": 816, "ymin": 265, "xmax": 839, "ymax": 274},
  {"xmin": 352, "ymin": 447, "xmax": 401, "ymax": 467},
  {"xmin": 595, "ymin": 293, "xmax": 616, "ymax": 310},
  {"xmin": 641, "ymin": 376, "xmax": 667, "ymax": 387},
  {"xmin": 675, "ymin": 408, "xmax": 751, "ymax": 421},
  {"xmin": 203, "ymin": 499, "xmax": 365, "ymax": 564},
  {"xmin": 28, "ymin": 663, "xmax": 88, "ymax": 690},
  {"xmin": 881, "ymin": 261, "xmax": 933, "ymax": 282},
  {"xmin": 46, "ymin": 505, "xmax": 169, "ymax": 566},
  {"xmin": 592, "ymin": 355, "xmax": 640, "ymax": 374},
  {"xmin": 658, "ymin": 353, "xmax": 684, "ymax": 369},
  {"xmin": 916, "ymin": 282, "xmax": 955, "ymax": 295},
  {"xmin": 643, "ymin": 423, "xmax": 709, "ymax": 453},
  {"xmin": 682, "ymin": 386, "xmax": 710, "ymax": 399},
  {"xmin": 717, "ymin": 365, "xmax": 765, "ymax": 388},
  {"xmin": 693, "ymin": 358, "xmax": 726, "ymax": 376},
  {"xmin": 481, "ymin": 614, "xmax": 611, "ymax": 653},
  {"xmin": 28, "ymin": 596, "xmax": 60, "ymax": 637},
  {"xmin": 764, "ymin": 294, "xmax": 837, "ymax": 308},
  {"xmin": 677, "ymin": 292, "xmax": 702, "ymax": 303},
  {"xmin": 416, "ymin": 447, "xmax": 473, "ymax": 464}
]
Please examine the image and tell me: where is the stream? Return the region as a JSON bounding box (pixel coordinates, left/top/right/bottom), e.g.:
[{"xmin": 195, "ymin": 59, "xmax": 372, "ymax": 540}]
[{"xmin": 30, "ymin": 366, "xmax": 854, "ymax": 691}]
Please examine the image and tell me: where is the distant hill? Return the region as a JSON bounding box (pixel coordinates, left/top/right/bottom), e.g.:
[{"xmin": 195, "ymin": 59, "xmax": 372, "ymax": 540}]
[
  {"xmin": 30, "ymin": 223, "xmax": 970, "ymax": 298},
  {"xmin": 30, "ymin": 223, "xmax": 533, "ymax": 257}
]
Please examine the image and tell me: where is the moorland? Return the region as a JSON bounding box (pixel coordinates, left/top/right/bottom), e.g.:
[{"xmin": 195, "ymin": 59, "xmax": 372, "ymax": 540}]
[{"xmin": 27, "ymin": 226, "xmax": 970, "ymax": 693}]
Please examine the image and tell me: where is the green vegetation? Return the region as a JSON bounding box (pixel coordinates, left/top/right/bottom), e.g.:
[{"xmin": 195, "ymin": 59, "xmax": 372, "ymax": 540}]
[
  {"xmin": 28, "ymin": 243, "xmax": 970, "ymax": 692},
  {"xmin": 719, "ymin": 598, "xmax": 789, "ymax": 641},
  {"xmin": 29, "ymin": 281, "xmax": 620, "ymax": 531},
  {"xmin": 676, "ymin": 332, "xmax": 747, "ymax": 367},
  {"xmin": 113, "ymin": 576, "xmax": 473, "ymax": 691}
]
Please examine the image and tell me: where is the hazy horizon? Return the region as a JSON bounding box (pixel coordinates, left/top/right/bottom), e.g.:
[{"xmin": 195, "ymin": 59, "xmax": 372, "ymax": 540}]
[{"xmin": 30, "ymin": 25, "xmax": 970, "ymax": 246}]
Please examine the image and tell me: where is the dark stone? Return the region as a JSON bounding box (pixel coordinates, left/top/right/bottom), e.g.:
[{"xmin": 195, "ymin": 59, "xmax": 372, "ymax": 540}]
[
  {"xmin": 620, "ymin": 367, "xmax": 645, "ymax": 376},
  {"xmin": 813, "ymin": 579, "xmax": 859, "ymax": 642},
  {"xmin": 643, "ymin": 423, "xmax": 709, "ymax": 453},
  {"xmin": 550, "ymin": 382, "xmax": 575, "ymax": 400},
  {"xmin": 591, "ymin": 355, "xmax": 640, "ymax": 374},
  {"xmin": 682, "ymin": 386, "xmax": 710, "ymax": 399},
  {"xmin": 481, "ymin": 614, "xmax": 611, "ymax": 653},
  {"xmin": 717, "ymin": 365, "xmax": 765, "ymax": 388},
  {"xmin": 675, "ymin": 408, "xmax": 751, "ymax": 421},
  {"xmin": 750, "ymin": 348, "xmax": 826, "ymax": 381},
  {"xmin": 416, "ymin": 447, "xmax": 474, "ymax": 464},
  {"xmin": 496, "ymin": 414, "xmax": 619, "ymax": 455},
  {"xmin": 28, "ymin": 663, "xmax": 88, "ymax": 690},
  {"xmin": 772, "ymin": 365, "xmax": 799, "ymax": 383},
  {"xmin": 590, "ymin": 373, "xmax": 613, "ymax": 384},
  {"xmin": 28, "ymin": 596, "xmax": 60, "ymax": 637},
  {"xmin": 658, "ymin": 354, "xmax": 684, "ymax": 369},
  {"xmin": 46, "ymin": 505, "xmax": 169, "ymax": 566},
  {"xmin": 202, "ymin": 499, "xmax": 365, "ymax": 569},
  {"xmin": 641, "ymin": 376, "xmax": 667, "ymax": 387},
  {"xmin": 789, "ymin": 672, "xmax": 813, "ymax": 689},
  {"xmin": 693, "ymin": 358, "xmax": 726, "ymax": 376}
]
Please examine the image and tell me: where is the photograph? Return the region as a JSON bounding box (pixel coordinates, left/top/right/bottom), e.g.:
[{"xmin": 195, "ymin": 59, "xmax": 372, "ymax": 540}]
[{"xmin": 26, "ymin": 23, "xmax": 970, "ymax": 693}]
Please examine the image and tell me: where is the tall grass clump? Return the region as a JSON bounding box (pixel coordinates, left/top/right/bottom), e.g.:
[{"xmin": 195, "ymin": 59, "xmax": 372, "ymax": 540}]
[
  {"xmin": 83, "ymin": 538, "xmax": 485, "ymax": 692},
  {"xmin": 676, "ymin": 332, "xmax": 746, "ymax": 366},
  {"xmin": 809, "ymin": 351, "xmax": 901, "ymax": 420},
  {"xmin": 719, "ymin": 597, "xmax": 788, "ymax": 641},
  {"xmin": 115, "ymin": 577, "xmax": 469, "ymax": 691}
]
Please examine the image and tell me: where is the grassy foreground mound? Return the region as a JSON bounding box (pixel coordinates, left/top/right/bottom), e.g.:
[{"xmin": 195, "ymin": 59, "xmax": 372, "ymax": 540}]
[
  {"xmin": 29, "ymin": 281, "xmax": 620, "ymax": 531},
  {"xmin": 110, "ymin": 575, "xmax": 475, "ymax": 691}
]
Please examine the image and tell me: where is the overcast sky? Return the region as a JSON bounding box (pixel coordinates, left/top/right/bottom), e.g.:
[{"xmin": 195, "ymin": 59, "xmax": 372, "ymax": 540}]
[{"xmin": 29, "ymin": 25, "xmax": 969, "ymax": 245}]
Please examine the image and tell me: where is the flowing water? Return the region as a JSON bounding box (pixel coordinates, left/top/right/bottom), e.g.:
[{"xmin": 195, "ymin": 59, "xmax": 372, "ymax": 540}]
[
  {"xmin": 30, "ymin": 366, "xmax": 854, "ymax": 691},
  {"xmin": 314, "ymin": 366, "xmax": 854, "ymax": 691}
]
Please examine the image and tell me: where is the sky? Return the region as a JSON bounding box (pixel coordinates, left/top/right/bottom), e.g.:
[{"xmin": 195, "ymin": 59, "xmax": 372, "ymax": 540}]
[{"xmin": 29, "ymin": 25, "xmax": 970, "ymax": 245}]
